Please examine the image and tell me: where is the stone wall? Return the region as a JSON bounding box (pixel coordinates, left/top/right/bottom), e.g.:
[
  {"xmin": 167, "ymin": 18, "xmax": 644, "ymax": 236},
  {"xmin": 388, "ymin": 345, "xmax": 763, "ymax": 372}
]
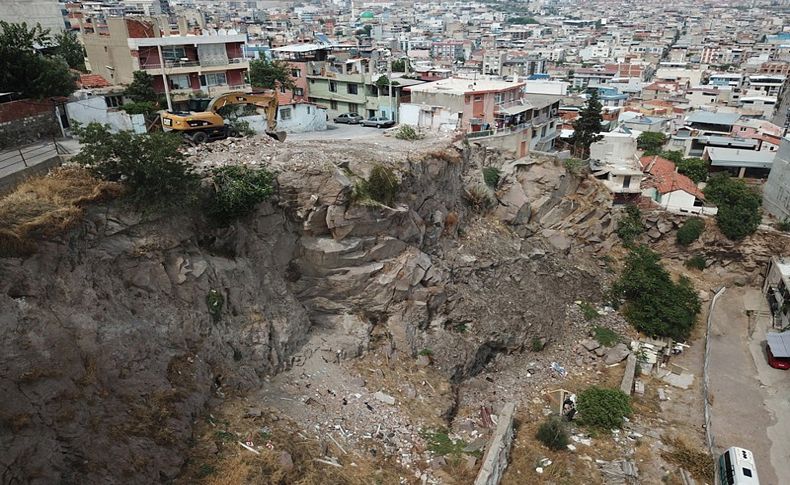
[{"xmin": 0, "ymin": 100, "xmax": 61, "ymax": 149}]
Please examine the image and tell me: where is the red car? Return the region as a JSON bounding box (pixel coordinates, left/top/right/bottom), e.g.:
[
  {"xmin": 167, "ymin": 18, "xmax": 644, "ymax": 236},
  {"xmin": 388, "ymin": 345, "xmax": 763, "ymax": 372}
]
[{"xmin": 766, "ymin": 343, "xmax": 790, "ymax": 370}]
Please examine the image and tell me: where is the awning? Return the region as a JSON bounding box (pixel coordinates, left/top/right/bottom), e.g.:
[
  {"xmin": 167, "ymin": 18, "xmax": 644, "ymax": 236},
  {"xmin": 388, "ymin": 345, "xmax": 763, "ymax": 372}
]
[
  {"xmin": 497, "ymin": 104, "xmax": 533, "ymax": 116},
  {"xmin": 767, "ymin": 332, "xmax": 790, "ymax": 358}
]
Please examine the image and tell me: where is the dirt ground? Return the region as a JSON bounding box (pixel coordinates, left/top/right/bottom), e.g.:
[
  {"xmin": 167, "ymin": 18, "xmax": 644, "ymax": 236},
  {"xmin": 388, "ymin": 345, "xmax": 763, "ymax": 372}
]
[{"xmin": 708, "ymin": 286, "xmax": 790, "ymax": 485}]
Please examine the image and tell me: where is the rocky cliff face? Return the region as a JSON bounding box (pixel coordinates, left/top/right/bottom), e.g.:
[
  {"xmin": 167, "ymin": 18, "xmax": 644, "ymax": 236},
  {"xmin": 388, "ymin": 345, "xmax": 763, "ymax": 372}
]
[{"xmin": 0, "ymin": 138, "xmax": 606, "ymax": 483}]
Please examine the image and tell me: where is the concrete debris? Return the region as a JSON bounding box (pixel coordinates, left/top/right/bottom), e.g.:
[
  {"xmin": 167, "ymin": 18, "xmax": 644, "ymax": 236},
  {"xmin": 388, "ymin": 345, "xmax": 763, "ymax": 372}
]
[
  {"xmin": 597, "ymin": 459, "xmax": 639, "ymax": 484},
  {"xmin": 374, "ymin": 391, "xmax": 396, "ymax": 405},
  {"xmin": 604, "ymin": 343, "xmax": 631, "ymax": 365},
  {"xmin": 581, "ymin": 339, "xmax": 601, "ymax": 352}
]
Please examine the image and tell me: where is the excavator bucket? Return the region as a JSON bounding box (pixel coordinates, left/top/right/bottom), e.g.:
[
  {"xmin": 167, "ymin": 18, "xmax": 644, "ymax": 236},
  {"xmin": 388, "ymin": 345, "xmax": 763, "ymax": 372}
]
[{"xmin": 266, "ymin": 130, "xmax": 287, "ymax": 142}]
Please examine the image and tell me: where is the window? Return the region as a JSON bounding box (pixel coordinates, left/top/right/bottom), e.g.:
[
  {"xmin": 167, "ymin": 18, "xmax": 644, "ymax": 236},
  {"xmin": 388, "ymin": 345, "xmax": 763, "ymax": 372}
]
[
  {"xmin": 169, "ymin": 74, "xmax": 190, "ymax": 90},
  {"xmin": 740, "ymin": 126, "xmax": 747, "ymax": 131},
  {"xmin": 280, "ymin": 107, "xmax": 292, "ymax": 120},
  {"xmin": 200, "ymin": 72, "xmax": 226, "ymax": 87},
  {"xmin": 348, "ymin": 103, "xmax": 358, "ymax": 114},
  {"xmin": 742, "ymin": 468, "xmax": 752, "ymax": 478},
  {"xmin": 329, "ymin": 81, "xmax": 337, "ymax": 92},
  {"xmin": 104, "ymin": 95, "xmax": 123, "ymax": 108},
  {"xmin": 309, "ymin": 79, "xmax": 315, "ymax": 84},
  {"xmin": 347, "ymin": 83, "xmax": 358, "ymax": 95},
  {"xmin": 623, "ymin": 175, "xmax": 631, "ymax": 188},
  {"xmin": 291, "ymin": 69, "xmax": 301, "ymax": 78},
  {"xmin": 161, "ymin": 46, "xmax": 186, "ymax": 62},
  {"xmin": 330, "ymin": 100, "xmax": 338, "ymax": 110},
  {"xmin": 280, "ymin": 85, "xmax": 286, "ymax": 93},
  {"xmin": 294, "ymin": 87, "xmax": 304, "ymax": 96},
  {"xmin": 474, "ymin": 95, "xmax": 483, "ymax": 101},
  {"xmin": 306, "ymin": 106, "xmax": 311, "ymax": 114}
]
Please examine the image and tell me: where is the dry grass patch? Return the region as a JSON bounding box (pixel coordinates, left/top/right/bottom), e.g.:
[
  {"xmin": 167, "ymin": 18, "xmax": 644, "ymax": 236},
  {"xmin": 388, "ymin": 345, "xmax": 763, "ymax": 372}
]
[
  {"xmin": 660, "ymin": 434, "xmax": 714, "ymax": 483},
  {"xmin": 0, "ymin": 166, "xmax": 121, "ymax": 257}
]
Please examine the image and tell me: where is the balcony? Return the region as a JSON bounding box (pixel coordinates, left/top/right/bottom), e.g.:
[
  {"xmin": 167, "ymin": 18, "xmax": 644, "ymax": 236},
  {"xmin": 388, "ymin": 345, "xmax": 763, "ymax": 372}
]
[
  {"xmin": 169, "ymin": 83, "xmax": 252, "ymax": 101},
  {"xmin": 142, "ymin": 58, "xmax": 250, "ymax": 75}
]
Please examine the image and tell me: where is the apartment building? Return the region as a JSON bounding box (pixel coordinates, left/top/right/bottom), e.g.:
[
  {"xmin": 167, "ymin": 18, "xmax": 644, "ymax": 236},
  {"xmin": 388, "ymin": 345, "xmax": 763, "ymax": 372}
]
[
  {"xmin": 271, "ymin": 44, "xmax": 331, "ymax": 105},
  {"xmin": 82, "ymin": 17, "xmax": 249, "ymax": 100}
]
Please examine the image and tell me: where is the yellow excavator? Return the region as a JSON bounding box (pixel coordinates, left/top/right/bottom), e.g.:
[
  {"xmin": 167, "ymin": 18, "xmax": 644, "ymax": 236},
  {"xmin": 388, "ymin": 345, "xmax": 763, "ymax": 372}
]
[{"xmin": 160, "ymin": 91, "xmax": 286, "ymax": 143}]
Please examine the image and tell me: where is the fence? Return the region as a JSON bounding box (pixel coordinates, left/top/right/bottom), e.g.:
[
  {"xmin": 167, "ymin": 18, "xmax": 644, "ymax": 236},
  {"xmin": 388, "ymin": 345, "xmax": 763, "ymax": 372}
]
[
  {"xmin": 704, "ymin": 286, "xmax": 727, "ymax": 485},
  {"xmin": 0, "ymin": 140, "xmax": 62, "ymax": 176}
]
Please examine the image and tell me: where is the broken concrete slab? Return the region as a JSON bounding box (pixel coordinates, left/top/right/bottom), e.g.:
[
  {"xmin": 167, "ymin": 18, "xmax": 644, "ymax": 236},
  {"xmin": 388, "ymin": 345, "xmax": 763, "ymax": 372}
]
[
  {"xmin": 374, "ymin": 391, "xmax": 396, "ymax": 405},
  {"xmin": 620, "ymin": 353, "xmax": 637, "ymax": 395},
  {"xmin": 474, "ymin": 402, "xmax": 516, "ymax": 485},
  {"xmin": 659, "ymin": 370, "xmax": 694, "ymax": 390},
  {"xmin": 604, "ymin": 343, "xmax": 630, "ymax": 365},
  {"xmin": 581, "ymin": 339, "xmax": 601, "ymax": 352}
]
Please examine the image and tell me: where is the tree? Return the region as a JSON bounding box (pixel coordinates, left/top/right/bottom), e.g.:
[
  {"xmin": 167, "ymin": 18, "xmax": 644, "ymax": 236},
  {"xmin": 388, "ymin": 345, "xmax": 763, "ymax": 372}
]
[
  {"xmin": 124, "ymin": 71, "xmax": 158, "ymax": 103},
  {"xmin": 391, "ymin": 58, "xmax": 407, "ymax": 72},
  {"xmin": 248, "ymin": 58, "xmax": 295, "ymax": 91},
  {"xmin": 612, "ymin": 245, "xmax": 701, "ymax": 340},
  {"xmin": 637, "ymin": 132, "xmax": 667, "ymax": 154},
  {"xmin": 72, "ymin": 122, "xmax": 200, "ymax": 209},
  {"xmin": 206, "ymin": 165, "xmax": 275, "ymax": 223},
  {"xmin": 616, "ymin": 204, "xmax": 644, "ymax": 246},
  {"xmin": 569, "ymin": 91, "xmax": 603, "ymax": 158},
  {"xmin": 508, "ymin": 17, "xmax": 539, "ymax": 25},
  {"xmin": 658, "ymin": 150, "xmax": 683, "ymax": 164},
  {"xmin": 704, "ymin": 173, "xmax": 762, "ymax": 240},
  {"xmin": 676, "ymin": 157, "xmax": 708, "ymax": 183},
  {"xmin": 53, "ymin": 30, "xmax": 86, "ymax": 71},
  {"xmin": 0, "ymin": 21, "xmax": 77, "ymax": 98},
  {"xmin": 676, "ymin": 218, "xmax": 705, "ymax": 246}
]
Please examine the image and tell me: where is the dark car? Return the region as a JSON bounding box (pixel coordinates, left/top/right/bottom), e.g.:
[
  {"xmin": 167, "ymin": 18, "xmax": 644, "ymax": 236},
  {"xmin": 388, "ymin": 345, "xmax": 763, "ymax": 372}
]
[
  {"xmin": 333, "ymin": 113, "xmax": 363, "ymax": 124},
  {"xmin": 766, "ymin": 343, "xmax": 790, "ymax": 370},
  {"xmin": 362, "ymin": 116, "xmax": 396, "ymax": 128}
]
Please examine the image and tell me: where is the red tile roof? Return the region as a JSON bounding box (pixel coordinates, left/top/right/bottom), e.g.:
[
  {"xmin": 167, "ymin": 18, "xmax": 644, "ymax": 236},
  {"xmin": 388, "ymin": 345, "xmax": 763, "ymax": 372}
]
[
  {"xmin": 639, "ymin": 155, "xmax": 705, "ymax": 200},
  {"xmin": 78, "ymin": 74, "xmax": 111, "ymax": 88}
]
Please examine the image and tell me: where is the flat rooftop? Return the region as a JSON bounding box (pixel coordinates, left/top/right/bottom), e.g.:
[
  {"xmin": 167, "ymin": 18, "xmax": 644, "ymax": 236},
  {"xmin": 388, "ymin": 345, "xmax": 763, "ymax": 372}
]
[
  {"xmin": 686, "ymin": 111, "xmax": 741, "ymax": 126},
  {"xmin": 404, "ymin": 77, "xmax": 524, "ymax": 95},
  {"xmin": 706, "ymin": 147, "xmax": 776, "ymax": 168}
]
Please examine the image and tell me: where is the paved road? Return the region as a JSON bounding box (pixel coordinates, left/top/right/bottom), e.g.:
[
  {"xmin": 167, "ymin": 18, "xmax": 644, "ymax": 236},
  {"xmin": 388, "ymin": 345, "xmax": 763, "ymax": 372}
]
[
  {"xmin": 708, "ymin": 287, "xmax": 790, "ymax": 485},
  {"xmin": 286, "ymin": 122, "xmax": 392, "ymax": 141}
]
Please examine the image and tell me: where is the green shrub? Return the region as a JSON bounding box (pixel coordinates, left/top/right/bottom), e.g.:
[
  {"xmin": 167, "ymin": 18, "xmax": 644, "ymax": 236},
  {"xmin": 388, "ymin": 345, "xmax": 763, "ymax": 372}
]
[
  {"xmin": 704, "ymin": 173, "xmax": 761, "ymax": 240},
  {"xmin": 206, "ymin": 165, "xmax": 275, "ymax": 223},
  {"xmin": 616, "ymin": 205, "xmax": 644, "ymax": 246},
  {"xmin": 206, "ymin": 289, "xmax": 224, "ymax": 323},
  {"xmin": 536, "ymin": 417, "xmax": 569, "ymax": 451},
  {"xmin": 778, "ymin": 219, "xmax": 790, "ymax": 232},
  {"xmin": 676, "ymin": 218, "xmax": 704, "ymax": 246},
  {"xmin": 120, "ymin": 101, "xmax": 157, "ymax": 116},
  {"xmin": 577, "ymin": 386, "xmax": 632, "ymax": 430},
  {"xmin": 531, "ymin": 337, "xmax": 545, "ymax": 352},
  {"xmin": 418, "ymin": 348, "xmax": 433, "ymax": 356},
  {"xmin": 636, "ymin": 132, "xmax": 666, "ymax": 153},
  {"xmin": 592, "ymin": 326, "xmax": 621, "ymax": 347},
  {"xmin": 563, "ymin": 157, "xmax": 586, "ymax": 175},
  {"xmin": 420, "ymin": 428, "xmax": 468, "ymax": 456},
  {"xmin": 483, "ymin": 167, "xmax": 501, "ymax": 188},
  {"xmin": 685, "ymin": 254, "xmax": 706, "ymax": 270},
  {"xmin": 612, "ymin": 246, "xmax": 701, "ymax": 340},
  {"xmin": 579, "ymin": 302, "xmax": 600, "ymax": 321},
  {"xmin": 72, "ymin": 122, "xmax": 199, "ymax": 209},
  {"xmin": 465, "ymin": 184, "xmax": 495, "ymax": 212},
  {"xmin": 352, "ymin": 164, "xmax": 399, "ymax": 206},
  {"xmin": 393, "ymin": 125, "xmax": 423, "ymax": 140}
]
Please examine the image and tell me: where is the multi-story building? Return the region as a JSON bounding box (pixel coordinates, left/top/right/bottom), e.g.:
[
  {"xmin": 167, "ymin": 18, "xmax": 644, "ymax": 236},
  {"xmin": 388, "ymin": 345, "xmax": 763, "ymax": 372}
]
[
  {"xmin": 0, "ymin": 0, "xmax": 67, "ymax": 33},
  {"xmin": 271, "ymin": 44, "xmax": 330, "ymax": 105},
  {"xmin": 82, "ymin": 17, "xmax": 249, "ymax": 101}
]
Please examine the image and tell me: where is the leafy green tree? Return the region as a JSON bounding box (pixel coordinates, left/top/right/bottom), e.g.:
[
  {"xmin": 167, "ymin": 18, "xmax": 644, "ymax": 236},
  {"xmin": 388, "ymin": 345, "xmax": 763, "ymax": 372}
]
[
  {"xmin": 577, "ymin": 387, "xmax": 632, "ymax": 430},
  {"xmin": 206, "ymin": 165, "xmax": 275, "ymax": 223},
  {"xmin": 508, "ymin": 17, "xmax": 539, "ymax": 24},
  {"xmin": 637, "ymin": 132, "xmax": 667, "ymax": 154},
  {"xmin": 569, "ymin": 91, "xmax": 603, "ymax": 158},
  {"xmin": 676, "ymin": 157, "xmax": 708, "ymax": 183},
  {"xmin": 124, "ymin": 71, "xmax": 158, "ymax": 103},
  {"xmin": 53, "ymin": 30, "xmax": 86, "ymax": 71},
  {"xmin": 248, "ymin": 58, "xmax": 295, "ymax": 91},
  {"xmin": 658, "ymin": 150, "xmax": 683, "ymax": 164},
  {"xmin": 0, "ymin": 21, "xmax": 77, "ymax": 98},
  {"xmin": 391, "ymin": 58, "xmax": 407, "ymax": 72},
  {"xmin": 72, "ymin": 123, "xmax": 199, "ymax": 209},
  {"xmin": 616, "ymin": 204, "xmax": 644, "ymax": 246},
  {"xmin": 704, "ymin": 173, "xmax": 762, "ymax": 240},
  {"xmin": 612, "ymin": 246, "xmax": 701, "ymax": 340}
]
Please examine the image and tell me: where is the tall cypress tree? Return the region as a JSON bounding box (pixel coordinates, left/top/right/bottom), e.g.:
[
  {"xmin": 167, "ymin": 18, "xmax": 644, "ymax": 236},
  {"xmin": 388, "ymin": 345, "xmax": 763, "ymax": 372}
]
[{"xmin": 570, "ymin": 91, "xmax": 604, "ymax": 158}]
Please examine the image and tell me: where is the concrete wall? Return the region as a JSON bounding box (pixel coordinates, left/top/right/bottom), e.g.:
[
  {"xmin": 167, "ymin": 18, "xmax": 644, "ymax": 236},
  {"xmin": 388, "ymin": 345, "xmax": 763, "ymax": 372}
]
[
  {"xmin": 474, "ymin": 402, "xmax": 516, "ymax": 485},
  {"xmin": 590, "ymin": 135, "xmax": 638, "ymax": 163},
  {"xmin": 763, "ymin": 136, "xmax": 790, "ymax": 221},
  {"xmin": 0, "ymin": 100, "xmax": 61, "ymax": 149},
  {"xmin": 239, "ymin": 103, "xmax": 327, "ymax": 134},
  {"xmin": 83, "ymin": 18, "xmax": 136, "ymax": 85},
  {"xmin": 66, "ymin": 97, "xmax": 147, "ymax": 134},
  {"xmin": 399, "ymin": 104, "xmax": 459, "ymax": 132},
  {"xmin": 0, "ymin": 0, "xmax": 65, "ymax": 33}
]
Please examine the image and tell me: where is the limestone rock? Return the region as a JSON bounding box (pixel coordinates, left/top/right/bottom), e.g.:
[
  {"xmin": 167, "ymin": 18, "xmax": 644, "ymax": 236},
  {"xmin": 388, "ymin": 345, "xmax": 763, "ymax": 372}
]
[{"xmin": 604, "ymin": 343, "xmax": 630, "ymax": 364}]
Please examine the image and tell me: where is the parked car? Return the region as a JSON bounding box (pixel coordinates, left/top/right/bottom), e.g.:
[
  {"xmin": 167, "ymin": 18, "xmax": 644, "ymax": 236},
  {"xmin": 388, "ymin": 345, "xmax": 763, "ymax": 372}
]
[
  {"xmin": 766, "ymin": 342, "xmax": 790, "ymax": 369},
  {"xmin": 333, "ymin": 113, "xmax": 363, "ymax": 124},
  {"xmin": 362, "ymin": 116, "xmax": 396, "ymax": 128}
]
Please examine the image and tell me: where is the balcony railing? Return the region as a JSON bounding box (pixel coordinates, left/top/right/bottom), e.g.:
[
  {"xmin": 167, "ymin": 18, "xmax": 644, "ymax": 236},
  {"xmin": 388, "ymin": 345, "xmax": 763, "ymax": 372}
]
[
  {"xmin": 142, "ymin": 57, "xmax": 248, "ymax": 70},
  {"xmin": 467, "ymin": 121, "xmax": 531, "ymax": 139}
]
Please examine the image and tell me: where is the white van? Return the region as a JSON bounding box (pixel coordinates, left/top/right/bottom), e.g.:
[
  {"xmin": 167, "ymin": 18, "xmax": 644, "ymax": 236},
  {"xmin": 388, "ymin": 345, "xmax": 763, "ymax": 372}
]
[{"xmin": 718, "ymin": 447, "xmax": 759, "ymax": 485}]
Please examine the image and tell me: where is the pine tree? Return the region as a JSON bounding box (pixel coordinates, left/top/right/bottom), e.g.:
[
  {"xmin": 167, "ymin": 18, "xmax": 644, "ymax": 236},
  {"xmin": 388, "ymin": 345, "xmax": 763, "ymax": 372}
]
[{"xmin": 570, "ymin": 91, "xmax": 604, "ymax": 158}]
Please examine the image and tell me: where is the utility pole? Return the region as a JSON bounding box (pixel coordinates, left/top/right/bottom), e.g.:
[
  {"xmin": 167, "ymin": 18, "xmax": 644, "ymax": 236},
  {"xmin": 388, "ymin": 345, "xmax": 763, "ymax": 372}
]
[{"xmin": 157, "ymin": 44, "xmax": 173, "ymax": 111}]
